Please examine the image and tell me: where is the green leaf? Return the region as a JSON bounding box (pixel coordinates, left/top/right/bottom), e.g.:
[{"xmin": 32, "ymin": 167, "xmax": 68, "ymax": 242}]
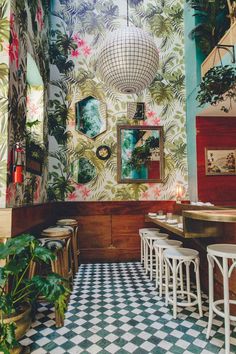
[
  {"xmin": 0, "ymin": 234, "xmax": 35, "ymax": 259},
  {"xmin": 4, "ymin": 256, "xmax": 29, "ymax": 276},
  {"xmin": 0, "ymin": 293, "xmax": 13, "ymax": 315},
  {"xmin": 33, "ymin": 246, "xmax": 56, "ymax": 263},
  {"xmin": 0, "ymin": 322, "xmax": 18, "ymax": 353}
]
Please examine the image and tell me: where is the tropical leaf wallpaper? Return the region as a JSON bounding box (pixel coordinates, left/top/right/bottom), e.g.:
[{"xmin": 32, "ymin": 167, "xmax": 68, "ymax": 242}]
[
  {"xmin": 4, "ymin": 0, "xmax": 50, "ymax": 207},
  {"xmin": 0, "ymin": 0, "xmax": 10, "ymax": 208},
  {"xmin": 49, "ymin": 0, "xmax": 188, "ymax": 201}
]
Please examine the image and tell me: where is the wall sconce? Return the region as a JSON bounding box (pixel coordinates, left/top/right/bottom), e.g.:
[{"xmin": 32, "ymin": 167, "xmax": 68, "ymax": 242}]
[
  {"xmin": 176, "ymin": 183, "xmax": 184, "ymax": 202},
  {"xmin": 12, "ymin": 142, "xmax": 24, "ymax": 184}
]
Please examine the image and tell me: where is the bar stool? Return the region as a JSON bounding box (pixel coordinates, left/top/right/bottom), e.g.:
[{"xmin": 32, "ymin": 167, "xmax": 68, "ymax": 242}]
[
  {"xmin": 143, "ymin": 231, "xmax": 169, "ymax": 280},
  {"xmin": 206, "ymin": 244, "xmax": 236, "ymax": 354},
  {"xmin": 29, "ymin": 227, "xmax": 73, "ymax": 327},
  {"xmin": 164, "ymin": 248, "xmax": 203, "ymax": 319},
  {"xmin": 57, "ymin": 218, "xmax": 79, "ymax": 275},
  {"xmin": 139, "ymin": 228, "xmax": 160, "ymax": 265},
  {"xmin": 153, "ymin": 239, "xmax": 183, "ymax": 297}
]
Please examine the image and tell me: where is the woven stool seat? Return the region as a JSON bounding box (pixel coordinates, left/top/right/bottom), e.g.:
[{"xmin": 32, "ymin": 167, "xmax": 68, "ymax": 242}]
[
  {"xmin": 41, "ymin": 227, "xmax": 72, "ymax": 238},
  {"xmin": 56, "ymin": 219, "xmax": 79, "ymax": 275},
  {"xmin": 57, "ymin": 219, "xmax": 78, "ymax": 227}
]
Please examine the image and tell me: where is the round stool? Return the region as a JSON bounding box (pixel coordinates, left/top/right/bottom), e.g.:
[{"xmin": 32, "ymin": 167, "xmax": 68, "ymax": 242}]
[
  {"xmin": 143, "ymin": 232, "xmax": 169, "ymax": 280},
  {"xmin": 57, "ymin": 218, "xmax": 79, "ymax": 275},
  {"xmin": 206, "ymin": 244, "xmax": 236, "ymax": 354},
  {"xmin": 139, "ymin": 228, "xmax": 160, "ymax": 265},
  {"xmin": 41, "ymin": 227, "xmax": 73, "ymax": 283},
  {"xmin": 164, "ymin": 248, "xmax": 203, "ymax": 319},
  {"xmin": 153, "ymin": 239, "xmax": 183, "ymax": 297}
]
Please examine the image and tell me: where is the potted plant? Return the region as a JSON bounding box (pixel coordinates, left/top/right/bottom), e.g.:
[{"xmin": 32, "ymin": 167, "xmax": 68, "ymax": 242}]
[
  {"xmin": 0, "ymin": 234, "xmax": 70, "ymax": 354},
  {"xmin": 196, "ymin": 65, "xmax": 236, "ymax": 112}
]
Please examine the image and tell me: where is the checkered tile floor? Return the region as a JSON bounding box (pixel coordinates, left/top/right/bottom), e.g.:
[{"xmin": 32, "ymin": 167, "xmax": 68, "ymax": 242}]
[{"xmin": 20, "ymin": 262, "xmax": 236, "ymax": 353}]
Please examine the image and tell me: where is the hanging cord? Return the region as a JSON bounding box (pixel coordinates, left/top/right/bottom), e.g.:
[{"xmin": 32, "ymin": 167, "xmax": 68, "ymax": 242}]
[{"xmin": 127, "ymin": 0, "xmax": 129, "ymax": 27}]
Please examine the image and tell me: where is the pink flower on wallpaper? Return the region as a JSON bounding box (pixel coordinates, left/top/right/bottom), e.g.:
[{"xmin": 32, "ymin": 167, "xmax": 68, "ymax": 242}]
[
  {"xmin": 147, "ymin": 110, "xmax": 156, "ymax": 118},
  {"xmin": 6, "ymin": 185, "xmax": 15, "ymax": 205},
  {"xmin": 72, "ymin": 33, "xmax": 80, "ymax": 42},
  {"xmin": 11, "ymin": 31, "xmax": 19, "ymax": 48},
  {"xmin": 28, "ymin": 103, "xmax": 39, "ymax": 115},
  {"xmin": 67, "ymin": 192, "xmax": 77, "ymax": 201},
  {"xmin": 153, "ymin": 187, "xmax": 161, "ymax": 199},
  {"xmin": 34, "ymin": 176, "xmax": 41, "ymax": 202},
  {"xmin": 77, "ymin": 38, "xmax": 86, "ymax": 47},
  {"xmin": 83, "ymin": 46, "xmax": 91, "ymax": 56},
  {"xmin": 36, "ymin": 5, "xmax": 44, "ymax": 31},
  {"xmin": 8, "ymin": 43, "xmax": 15, "ymax": 63},
  {"xmin": 81, "ymin": 187, "xmax": 90, "ymax": 199},
  {"xmin": 142, "ymin": 191, "xmax": 150, "ymax": 200},
  {"xmin": 75, "ymin": 184, "xmax": 84, "ymax": 190},
  {"xmin": 152, "ymin": 117, "xmax": 161, "ymax": 125},
  {"xmin": 10, "ymin": 14, "xmax": 14, "ymax": 28},
  {"xmin": 71, "ymin": 49, "xmax": 80, "ymax": 58}
]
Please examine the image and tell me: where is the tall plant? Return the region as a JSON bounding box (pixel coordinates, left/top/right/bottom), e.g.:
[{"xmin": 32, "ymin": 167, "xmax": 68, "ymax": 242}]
[
  {"xmin": 0, "ymin": 234, "xmax": 70, "ymax": 353},
  {"xmin": 186, "ymin": 0, "xmax": 231, "ymax": 55}
]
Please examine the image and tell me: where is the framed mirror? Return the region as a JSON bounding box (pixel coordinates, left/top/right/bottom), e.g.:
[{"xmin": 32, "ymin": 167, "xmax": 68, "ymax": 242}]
[
  {"xmin": 70, "ymin": 157, "xmax": 96, "ymax": 184},
  {"xmin": 117, "ymin": 125, "xmax": 164, "ymax": 183},
  {"xmin": 75, "ymin": 96, "xmax": 107, "ymax": 139}
]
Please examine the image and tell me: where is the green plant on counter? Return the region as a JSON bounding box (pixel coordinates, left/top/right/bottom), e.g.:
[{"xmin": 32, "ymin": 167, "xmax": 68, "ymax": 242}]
[
  {"xmin": 197, "ymin": 65, "xmax": 236, "ymax": 112},
  {"xmin": 0, "ymin": 234, "xmax": 70, "ymax": 354}
]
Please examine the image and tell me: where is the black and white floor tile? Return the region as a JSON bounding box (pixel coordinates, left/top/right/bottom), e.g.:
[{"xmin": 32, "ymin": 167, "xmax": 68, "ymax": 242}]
[{"xmin": 20, "ymin": 262, "xmax": 236, "ymax": 353}]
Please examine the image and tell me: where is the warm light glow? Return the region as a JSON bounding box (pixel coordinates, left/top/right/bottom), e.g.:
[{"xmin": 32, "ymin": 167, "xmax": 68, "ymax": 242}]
[{"xmin": 176, "ymin": 183, "xmax": 184, "ymax": 202}]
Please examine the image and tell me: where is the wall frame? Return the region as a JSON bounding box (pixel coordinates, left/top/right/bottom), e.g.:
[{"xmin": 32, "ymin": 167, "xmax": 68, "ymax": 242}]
[
  {"xmin": 117, "ymin": 125, "xmax": 164, "ymax": 183},
  {"xmin": 205, "ymin": 147, "xmax": 236, "ymax": 175}
]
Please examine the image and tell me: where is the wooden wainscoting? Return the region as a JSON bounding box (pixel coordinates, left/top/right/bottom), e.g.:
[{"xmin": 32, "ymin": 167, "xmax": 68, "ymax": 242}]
[{"xmin": 56, "ymin": 201, "xmax": 176, "ymax": 263}]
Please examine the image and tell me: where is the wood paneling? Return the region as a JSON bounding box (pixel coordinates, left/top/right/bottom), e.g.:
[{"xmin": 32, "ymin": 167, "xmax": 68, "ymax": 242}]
[
  {"xmin": 112, "ymin": 215, "xmax": 143, "ymax": 249},
  {"xmin": 77, "ymin": 215, "xmax": 111, "ymax": 249},
  {"xmin": 196, "ymin": 117, "xmax": 236, "ymax": 204}
]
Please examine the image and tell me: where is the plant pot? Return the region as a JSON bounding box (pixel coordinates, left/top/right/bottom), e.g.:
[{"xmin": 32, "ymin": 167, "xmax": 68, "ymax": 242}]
[{"xmin": 1, "ymin": 304, "xmax": 32, "ymax": 354}]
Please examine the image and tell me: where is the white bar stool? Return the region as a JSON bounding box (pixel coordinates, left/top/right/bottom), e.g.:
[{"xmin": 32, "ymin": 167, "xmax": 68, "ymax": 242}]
[
  {"xmin": 164, "ymin": 248, "xmax": 203, "ymax": 319},
  {"xmin": 153, "ymin": 239, "xmax": 183, "ymax": 297},
  {"xmin": 143, "ymin": 231, "xmax": 169, "ymax": 280},
  {"xmin": 139, "ymin": 228, "xmax": 160, "ymax": 265},
  {"xmin": 206, "ymin": 244, "xmax": 236, "ymax": 354}
]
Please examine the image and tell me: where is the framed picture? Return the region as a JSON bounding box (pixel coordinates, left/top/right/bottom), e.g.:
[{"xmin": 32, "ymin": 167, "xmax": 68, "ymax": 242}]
[
  {"xmin": 205, "ymin": 147, "xmax": 236, "ymax": 175},
  {"xmin": 117, "ymin": 125, "xmax": 164, "ymax": 183},
  {"xmin": 26, "ymin": 158, "xmax": 42, "ymax": 175},
  {"xmin": 127, "ymin": 102, "xmax": 145, "ymax": 120},
  {"xmin": 96, "ymin": 145, "xmax": 111, "ymax": 160}
]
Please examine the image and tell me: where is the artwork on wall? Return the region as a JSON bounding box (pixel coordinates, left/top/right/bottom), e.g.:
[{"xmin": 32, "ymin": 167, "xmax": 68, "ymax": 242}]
[
  {"xmin": 96, "ymin": 145, "xmax": 111, "ymax": 160},
  {"xmin": 205, "ymin": 147, "xmax": 236, "ymax": 175},
  {"xmin": 71, "ymin": 157, "xmax": 96, "ymax": 184},
  {"xmin": 127, "ymin": 102, "xmax": 145, "ymax": 120},
  {"xmin": 117, "ymin": 125, "xmax": 164, "ymax": 183},
  {"xmin": 75, "ymin": 96, "xmax": 107, "ymax": 139}
]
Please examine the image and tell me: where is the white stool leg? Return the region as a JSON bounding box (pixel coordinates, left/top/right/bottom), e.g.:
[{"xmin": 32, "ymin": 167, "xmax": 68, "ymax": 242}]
[
  {"xmin": 172, "ymin": 259, "xmax": 177, "ymax": 319},
  {"xmin": 186, "ymin": 261, "xmax": 191, "ymax": 303},
  {"xmin": 195, "ymin": 257, "xmax": 203, "ymax": 317},
  {"xmin": 179, "ymin": 263, "xmax": 184, "ymax": 297},
  {"xmin": 223, "ymin": 257, "xmax": 230, "ymax": 354},
  {"xmin": 159, "ymin": 249, "xmax": 164, "ymax": 297},
  {"xmin": 155, "ymin": 248, "xmax": 159, "ymax": 289},
  {"xmin": 165, "ymin": 258, "xmax": 170, "ymax": 306},
  {"xmin": 150, "ymin": 240, "xmax": 153, "ymax": 280},
  {"xmin": 206, "ymin": 254, "xmax": 214, "ymax": 339},
  {"xmin": 141, "ymin": 236, "xmax": 143, "ymax": 264}
]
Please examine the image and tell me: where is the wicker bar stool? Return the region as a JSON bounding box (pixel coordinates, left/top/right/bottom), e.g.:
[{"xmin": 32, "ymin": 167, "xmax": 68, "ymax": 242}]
[
  {"xmin": 153, "ymin": 239, "xmax": 183, "ymax": 297},
  {"xmin": 57, "ymin": 219, "xmax": 79, "ymax": 275},
  {"xmin": 29, "ymin": 227, "xmax": 73, "ymax": 327},
  {"xmin": 139, "ymin": 228, "xmax": 160, "ymax": 265},
  {"xmin": 143, "ymin": 231, "xmax": 169, "ymax": 280}
]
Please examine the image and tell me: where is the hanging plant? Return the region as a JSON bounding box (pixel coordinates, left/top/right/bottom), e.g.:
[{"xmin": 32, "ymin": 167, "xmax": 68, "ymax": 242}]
[
  {"xmin": 127, "ymin": 136, "xmax": 159, "ymax": 171},
  {"xmin": 196, "ymin": 65, "xmax": 236, "ymax": 113}
]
